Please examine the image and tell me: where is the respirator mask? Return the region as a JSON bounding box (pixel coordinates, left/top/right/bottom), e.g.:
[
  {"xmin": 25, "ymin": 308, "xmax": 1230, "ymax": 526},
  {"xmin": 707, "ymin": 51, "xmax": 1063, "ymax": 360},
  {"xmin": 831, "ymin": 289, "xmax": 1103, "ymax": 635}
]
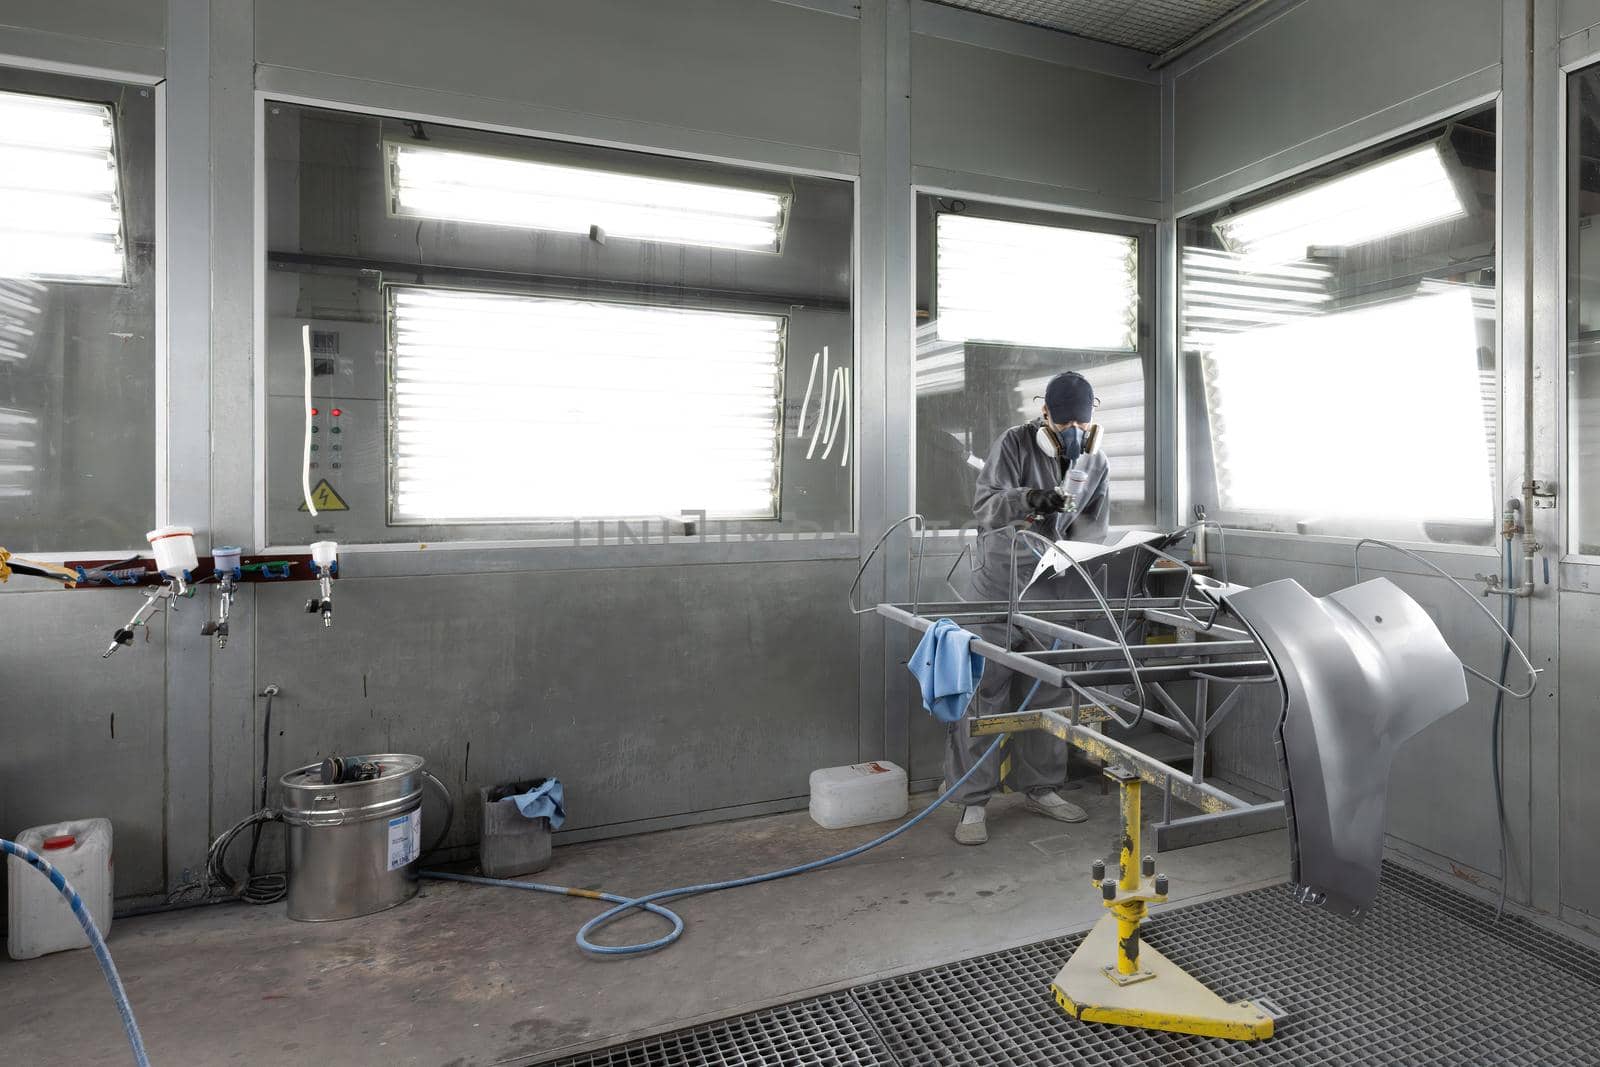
[{"xmin": 1036, "ymin": 423, "xmax": 1086, "ymax": 466}]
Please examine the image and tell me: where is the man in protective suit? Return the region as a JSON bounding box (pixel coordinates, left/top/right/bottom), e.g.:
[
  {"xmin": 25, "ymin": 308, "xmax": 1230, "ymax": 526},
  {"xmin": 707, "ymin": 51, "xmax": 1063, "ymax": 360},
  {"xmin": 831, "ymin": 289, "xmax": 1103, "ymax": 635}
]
[{"xmin": 947, "ymin": 370, "xmax": 1110, "ymax": 845}]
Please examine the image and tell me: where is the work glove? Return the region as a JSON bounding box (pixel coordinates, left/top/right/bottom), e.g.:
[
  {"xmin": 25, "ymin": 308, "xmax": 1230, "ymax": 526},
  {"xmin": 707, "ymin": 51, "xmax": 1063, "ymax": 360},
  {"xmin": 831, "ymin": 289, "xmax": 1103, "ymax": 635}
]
[{"xmin": 1025, "ymin": 489, "xmax": 1067, "ymax": 514}]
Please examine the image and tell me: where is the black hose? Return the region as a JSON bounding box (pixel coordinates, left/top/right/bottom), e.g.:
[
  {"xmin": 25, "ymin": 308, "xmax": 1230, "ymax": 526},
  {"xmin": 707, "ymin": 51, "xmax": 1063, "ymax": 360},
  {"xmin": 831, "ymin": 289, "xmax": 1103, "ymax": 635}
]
[
  {"xmin": 239, "ymin": 687, "xmax": 287, "ymax": 905},
  {"xmin": 1492, "ymin": 537, "xmax": 1516, "ymax": 920}
]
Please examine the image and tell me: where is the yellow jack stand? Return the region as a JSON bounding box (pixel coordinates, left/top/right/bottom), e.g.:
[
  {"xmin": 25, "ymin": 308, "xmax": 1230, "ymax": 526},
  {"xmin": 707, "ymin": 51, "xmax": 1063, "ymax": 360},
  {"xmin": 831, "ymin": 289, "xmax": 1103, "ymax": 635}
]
[{"xmin": 1051, "ymin": 767, "xmax": 1274, "ymax": 1041}]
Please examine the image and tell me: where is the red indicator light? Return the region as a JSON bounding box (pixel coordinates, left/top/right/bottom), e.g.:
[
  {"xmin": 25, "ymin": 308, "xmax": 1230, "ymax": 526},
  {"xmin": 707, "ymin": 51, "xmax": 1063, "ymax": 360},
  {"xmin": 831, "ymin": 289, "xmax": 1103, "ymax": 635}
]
[
  {"xmin": 310, "ymin": 407, "xmax": 319, "ymax": 416},
  {"xmin": 331, "ymin": 408, "xmax": 343, "ymax": 417}
]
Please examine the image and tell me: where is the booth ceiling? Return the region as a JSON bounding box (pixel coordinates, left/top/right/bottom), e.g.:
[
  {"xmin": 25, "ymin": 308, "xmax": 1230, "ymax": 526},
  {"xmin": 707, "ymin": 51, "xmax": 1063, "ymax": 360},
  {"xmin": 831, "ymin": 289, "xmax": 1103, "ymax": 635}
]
[{"xmin": 930, "ymin": 0, "xmax": 1255, "ymax": 54}]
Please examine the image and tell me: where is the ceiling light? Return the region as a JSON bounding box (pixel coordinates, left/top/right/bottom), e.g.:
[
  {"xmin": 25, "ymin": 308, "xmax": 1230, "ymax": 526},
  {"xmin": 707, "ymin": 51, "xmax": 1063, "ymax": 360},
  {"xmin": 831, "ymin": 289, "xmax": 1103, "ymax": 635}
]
[
  {"xmin": 1213, "ymin": 142, "xmax": 1467, "ymax": 266},
  {"xmin": 387, "ymin": 143, "xmax": 789, "ymax": 253}
]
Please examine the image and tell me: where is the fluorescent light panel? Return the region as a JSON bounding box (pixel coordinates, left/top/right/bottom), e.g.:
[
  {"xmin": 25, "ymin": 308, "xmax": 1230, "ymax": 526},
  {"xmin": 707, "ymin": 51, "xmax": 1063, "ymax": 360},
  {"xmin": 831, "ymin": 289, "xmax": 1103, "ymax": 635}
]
[
  {"xmin": 388, "ymin": 143, "xmax": 789, "ymax": 253},
  {"xmin": 936, "ymin": 214, "xmax": 1139, "ymax": 351},
  {"xmin": 1202, "ymin": 289, "xmax": 1490, "ymax": 523},
  {"xmin": 1213, "ymin": 143, "xmax": 1467, "ymax": 266},
  {"xmin": 389, "ymin": 287, "xmax": 786, "ymax": 522},
  {"xmin": 0, "ymin": 90, "xmax": 124, "ymax": 285}
]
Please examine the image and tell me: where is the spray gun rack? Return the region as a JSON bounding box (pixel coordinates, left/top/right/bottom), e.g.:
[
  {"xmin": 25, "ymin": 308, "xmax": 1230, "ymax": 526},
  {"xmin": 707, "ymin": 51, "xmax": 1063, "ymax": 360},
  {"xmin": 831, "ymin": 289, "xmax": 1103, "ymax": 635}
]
[{"xmin": 58, "ymin": 553, "xmax": 336, "ymax": 589}]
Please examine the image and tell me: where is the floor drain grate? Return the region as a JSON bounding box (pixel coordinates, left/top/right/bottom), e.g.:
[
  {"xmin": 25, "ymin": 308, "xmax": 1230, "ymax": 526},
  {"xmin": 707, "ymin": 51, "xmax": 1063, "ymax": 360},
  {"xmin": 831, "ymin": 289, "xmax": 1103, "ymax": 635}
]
[
  {"xmin": 1379, "ymin": 859, "xmax": 1600, "ymax": 985},
  {"xmin": 539, "ymin": 867, "xmax": 1600, "ymax": 1066},
  {"xmin": 539, "ymin": 992, "xmax": 896, "ymax": 1067},
  {"xmin": 851, "ymin": 878, "xmax": 1600, "ymax": 1066}
]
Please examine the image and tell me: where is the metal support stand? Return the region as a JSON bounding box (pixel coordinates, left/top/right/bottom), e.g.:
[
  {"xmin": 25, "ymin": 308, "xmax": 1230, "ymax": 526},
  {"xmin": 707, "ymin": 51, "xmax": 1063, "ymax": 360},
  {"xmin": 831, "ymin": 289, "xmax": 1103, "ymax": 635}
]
[{"xmin": 1052, "ymin": 766, "xmax": 1275, "ymax": 1041}]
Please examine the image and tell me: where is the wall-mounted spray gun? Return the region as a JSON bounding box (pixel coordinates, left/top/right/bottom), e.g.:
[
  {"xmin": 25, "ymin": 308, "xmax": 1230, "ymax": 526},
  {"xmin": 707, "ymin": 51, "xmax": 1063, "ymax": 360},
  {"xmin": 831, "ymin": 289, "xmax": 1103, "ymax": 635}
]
[
  {"xmin": 305, "ymin": 540, "xmax": 337, "ymax": 627},
  {"xmin": 105, "ymin": 526, "xmax": 198, "ymax": 657},
  {"xmin": 200, "ymin": 546, "xmax": 243, "ymax": 649}
]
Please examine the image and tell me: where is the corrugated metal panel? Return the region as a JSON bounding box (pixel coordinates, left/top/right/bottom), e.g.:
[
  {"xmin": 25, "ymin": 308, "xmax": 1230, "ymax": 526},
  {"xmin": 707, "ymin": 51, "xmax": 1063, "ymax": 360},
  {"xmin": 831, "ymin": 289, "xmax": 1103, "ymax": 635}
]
[{"xmin": 928, "ymin": 0, "xmax": 1250, "ymax": 53}]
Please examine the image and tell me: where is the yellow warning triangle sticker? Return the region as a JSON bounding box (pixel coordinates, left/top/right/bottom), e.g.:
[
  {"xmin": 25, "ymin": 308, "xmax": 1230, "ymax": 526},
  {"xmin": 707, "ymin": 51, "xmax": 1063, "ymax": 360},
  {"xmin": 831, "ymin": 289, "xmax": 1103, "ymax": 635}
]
[{"xmin": 298, "ymin": 479, "xmax": 349, "ymax": 512}]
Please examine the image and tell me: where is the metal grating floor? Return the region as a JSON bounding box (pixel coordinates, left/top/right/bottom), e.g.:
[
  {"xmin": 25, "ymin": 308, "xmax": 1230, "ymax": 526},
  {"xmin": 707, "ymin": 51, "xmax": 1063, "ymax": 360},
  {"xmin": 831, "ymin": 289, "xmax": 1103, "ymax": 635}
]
[
  {"xmin": 544, "ymin": 865, "xmax": 1600, "ymax": 1067},
  {"xmin": 543, "ymin": 993, "xmax": 896, "ymax": 1067}
]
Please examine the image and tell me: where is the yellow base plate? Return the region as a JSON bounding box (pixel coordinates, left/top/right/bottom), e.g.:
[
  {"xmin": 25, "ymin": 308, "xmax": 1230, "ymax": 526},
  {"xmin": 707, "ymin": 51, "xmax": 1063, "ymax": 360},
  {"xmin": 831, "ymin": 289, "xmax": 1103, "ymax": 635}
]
[{"xmin": 1052, "ymin": 915, "xmax": 1274, "ymax": 1041}]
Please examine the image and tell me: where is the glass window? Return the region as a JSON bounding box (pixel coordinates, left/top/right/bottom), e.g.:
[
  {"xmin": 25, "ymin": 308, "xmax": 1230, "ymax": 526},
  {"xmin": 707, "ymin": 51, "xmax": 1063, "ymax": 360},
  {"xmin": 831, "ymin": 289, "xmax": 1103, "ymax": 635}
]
[
  {"xmin": 264, "ymin": 102, "xmax": 853, "ymax": 545},
  {"xmin": 1180, "ymin": 105, "xmax": 1498, "ymax": 544},
  {"xmin": 387, "ymin": 287, "xmax": 786, "ymax": 523},
  {"xmin": 1570, "ymin": 67, "xmax": 1600, "ymax": 554},
  {"xmin": 914, "ymin": 197, "xmax": 1153, "ymax": 530},
  {"xmin": 0, "ymin": 70, "xmax": 157, "ymax": 551}
]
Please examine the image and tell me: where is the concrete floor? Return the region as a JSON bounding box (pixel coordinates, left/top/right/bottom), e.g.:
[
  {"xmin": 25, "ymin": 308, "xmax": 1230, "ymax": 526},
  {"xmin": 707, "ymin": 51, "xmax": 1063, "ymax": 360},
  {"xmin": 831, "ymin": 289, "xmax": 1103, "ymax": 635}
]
[{"xmin": 1, "ymin": 788, "xmax": 1286, "ymax": 1066}]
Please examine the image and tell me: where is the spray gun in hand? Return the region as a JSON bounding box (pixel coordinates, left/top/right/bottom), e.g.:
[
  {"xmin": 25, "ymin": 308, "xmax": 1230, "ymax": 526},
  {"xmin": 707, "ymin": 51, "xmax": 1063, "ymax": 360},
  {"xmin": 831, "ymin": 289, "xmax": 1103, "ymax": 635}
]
[
  {"xmin": 201, "ymin": 546, "xmax": 243, "ymax": 649},
  {"xmin": 1026, "ymin": 424, "xmax": 1102, "ymax": 525},
  {"xmin": 305, "ymin": 541, "xmax": 337, "ymax": 627},
  {"xmin": 105, "ymin": 526, "xmax": 198, "ymax": 658}
]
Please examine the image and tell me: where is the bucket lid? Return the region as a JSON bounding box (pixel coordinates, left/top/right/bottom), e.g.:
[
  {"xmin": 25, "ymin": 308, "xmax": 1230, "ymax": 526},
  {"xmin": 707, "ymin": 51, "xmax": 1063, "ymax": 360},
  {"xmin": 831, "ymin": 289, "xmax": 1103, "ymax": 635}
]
[
  {"xmin": 279, "ymin": 752, "xmax": 424, "ymax": 792},
  {"xmin": 277, "ymin": 753, "xmax": 426, "ymax": 825}
]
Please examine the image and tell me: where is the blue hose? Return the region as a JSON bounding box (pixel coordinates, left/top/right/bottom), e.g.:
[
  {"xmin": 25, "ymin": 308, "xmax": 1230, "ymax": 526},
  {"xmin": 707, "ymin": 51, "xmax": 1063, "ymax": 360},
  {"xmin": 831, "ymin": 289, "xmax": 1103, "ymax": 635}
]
[
  {"xmin": 425, "ymin": 654, "xmax": 1053, "ymax": 956},
  {"xmin": 1, "ymin": 838, "xmax": 150, "ymax": 1066}
]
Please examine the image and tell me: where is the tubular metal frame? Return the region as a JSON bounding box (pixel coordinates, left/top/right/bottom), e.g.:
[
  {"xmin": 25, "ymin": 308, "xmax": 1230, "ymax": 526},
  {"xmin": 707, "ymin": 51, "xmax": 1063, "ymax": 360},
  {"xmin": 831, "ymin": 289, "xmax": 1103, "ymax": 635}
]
[{"xmin": 863, "ymin": 517, "xmax": 1285, "ymax": 851}]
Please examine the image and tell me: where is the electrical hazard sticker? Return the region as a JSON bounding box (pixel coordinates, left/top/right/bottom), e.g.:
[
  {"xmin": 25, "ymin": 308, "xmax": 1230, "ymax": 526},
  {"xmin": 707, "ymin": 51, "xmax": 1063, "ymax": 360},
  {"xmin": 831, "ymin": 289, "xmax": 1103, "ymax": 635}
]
[
  {"xmin": 387, "ymin": 809, "xmax": 421, "ymax": 870},
  {"xmin": 298, "ymin": 479, "xmax": 349, "ymax": 512}
]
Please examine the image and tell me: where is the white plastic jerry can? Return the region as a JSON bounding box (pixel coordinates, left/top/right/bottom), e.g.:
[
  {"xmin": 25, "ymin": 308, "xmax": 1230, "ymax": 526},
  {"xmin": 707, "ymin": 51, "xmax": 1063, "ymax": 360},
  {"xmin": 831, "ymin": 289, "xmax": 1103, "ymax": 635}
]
[
  {"xmin": 809, "ymin": 761, "xmax": 909, "ymax": 829},
  {"xmin": 7, "ymin": 819, "xmax": 114, "ymax": 960}
]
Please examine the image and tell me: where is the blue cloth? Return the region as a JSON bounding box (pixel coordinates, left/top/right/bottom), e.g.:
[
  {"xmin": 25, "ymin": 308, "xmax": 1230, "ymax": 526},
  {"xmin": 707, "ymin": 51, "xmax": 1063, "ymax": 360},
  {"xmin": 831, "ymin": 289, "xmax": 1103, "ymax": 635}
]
[
  {"xmin": 512, "ymin": 778, "xmax": 566, "ymax": 829},
  {"xmin": 907, "ymin": 618, "xmax": 985, "ymax": 723}
]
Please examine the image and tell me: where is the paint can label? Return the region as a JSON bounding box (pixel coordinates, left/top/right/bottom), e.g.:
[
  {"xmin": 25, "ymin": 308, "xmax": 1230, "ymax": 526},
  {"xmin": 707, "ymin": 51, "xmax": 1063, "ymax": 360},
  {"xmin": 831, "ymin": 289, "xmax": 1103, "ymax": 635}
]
[{"xmin": 387, "ymin": 809, "xmax": 421, "ymax": 870}]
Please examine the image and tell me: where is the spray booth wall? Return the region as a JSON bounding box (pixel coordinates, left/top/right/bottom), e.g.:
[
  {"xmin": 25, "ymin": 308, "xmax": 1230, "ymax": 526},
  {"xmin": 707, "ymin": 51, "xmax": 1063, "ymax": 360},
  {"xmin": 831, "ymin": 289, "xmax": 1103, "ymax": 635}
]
[{"xmin": 0, "ymin": 0, "xmax": 1161, "ymax": 904}]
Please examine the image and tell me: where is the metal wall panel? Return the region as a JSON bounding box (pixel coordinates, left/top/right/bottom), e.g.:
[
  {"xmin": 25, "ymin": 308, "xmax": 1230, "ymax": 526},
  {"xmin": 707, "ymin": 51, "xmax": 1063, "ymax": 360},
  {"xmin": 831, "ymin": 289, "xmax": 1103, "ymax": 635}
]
[
  {"xmin": 1559, "ymin": 590, "xmax": 1600, "ymax": 923},
  {"xmin": 253, "ymin": 0, "xmax": 862, "ymax": 157},
  {"xmin": 910, "ymin": 32, "xmax": 1161, "ymax": 207},
  {"xmin": 0, "ymin": 0, "xmax": 165, "ymax": 50},
  {"xmin": 251, "ymin": 561, "xmax": 862, "ymax": 841},
  {"xmin": 0, "ymin": 0, "xmax": 165, "ymax": 78},
  {"xmin": 1173, "ymin": 0, "xmax": 1501, "ymax": 202},
  {"xmin": 0, "ymin": 0, "xmax": 1182, "ymax": 903},
  {"xmin": 0, "ymin": 593, "xmax": 168, "ymax": 896},
  {"xmin": 1563, "ymin": 0, "xmax": 1600, "ymax": 41}
]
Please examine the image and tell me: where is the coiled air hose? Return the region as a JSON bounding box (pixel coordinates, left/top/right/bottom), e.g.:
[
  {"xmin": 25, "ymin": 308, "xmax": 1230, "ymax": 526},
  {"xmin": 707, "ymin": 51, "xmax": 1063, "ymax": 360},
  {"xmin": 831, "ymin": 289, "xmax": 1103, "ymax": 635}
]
[{"xmin": 425, "ymin": 658, "xmax": 1056, "ymax": 957}]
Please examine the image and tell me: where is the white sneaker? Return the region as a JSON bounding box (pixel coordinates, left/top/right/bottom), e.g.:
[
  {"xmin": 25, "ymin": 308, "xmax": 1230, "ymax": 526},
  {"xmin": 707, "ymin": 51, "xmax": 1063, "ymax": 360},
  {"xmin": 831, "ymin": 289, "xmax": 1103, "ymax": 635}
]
[
  {"xmin": 954, "ymin": 805, "xmax": 988, "ymax": 845},
  {"xmin": 1025, "ymin": 790, "xmax": 1088, "ymax": 823}
]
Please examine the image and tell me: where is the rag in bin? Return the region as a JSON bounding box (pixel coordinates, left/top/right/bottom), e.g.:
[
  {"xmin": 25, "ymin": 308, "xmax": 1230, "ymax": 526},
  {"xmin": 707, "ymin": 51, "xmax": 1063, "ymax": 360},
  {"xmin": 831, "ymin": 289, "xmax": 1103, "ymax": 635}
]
[{"xmin": 511, "ymin": 778, "xmax": 565, "ymax": 830}]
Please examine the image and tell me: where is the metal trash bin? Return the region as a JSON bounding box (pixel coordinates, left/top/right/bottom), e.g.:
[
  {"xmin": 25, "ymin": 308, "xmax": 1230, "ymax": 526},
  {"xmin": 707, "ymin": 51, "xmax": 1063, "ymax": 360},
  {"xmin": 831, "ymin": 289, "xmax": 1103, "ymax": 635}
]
[
  {"xmin": 279, "ymin": 753, "xmax": 425, "ymax": 921},
  {"xmin": 479, "ymin": 779, "xmax": 553, "ymax": 879}
]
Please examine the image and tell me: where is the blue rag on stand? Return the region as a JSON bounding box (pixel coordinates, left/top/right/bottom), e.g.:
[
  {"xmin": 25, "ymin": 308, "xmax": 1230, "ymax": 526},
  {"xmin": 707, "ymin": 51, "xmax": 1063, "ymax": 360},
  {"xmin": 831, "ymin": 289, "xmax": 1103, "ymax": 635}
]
[
  {"xmin": 512, "ymin": 778, "xmax": 566, "ymax": 830},
  {"xmin": 907, "ymin": 618, "xmax": 985, "ymax": 723}
]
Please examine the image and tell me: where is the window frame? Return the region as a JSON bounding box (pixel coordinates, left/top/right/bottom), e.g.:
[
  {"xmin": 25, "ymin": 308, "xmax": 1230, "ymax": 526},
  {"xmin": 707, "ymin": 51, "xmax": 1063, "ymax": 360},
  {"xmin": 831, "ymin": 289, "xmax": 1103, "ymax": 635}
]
[
  {"xmin": 1563, "ymin": 54, "xmax": 1600, "ymax": 565},
  {"xmin": 0, "ymin": 61, "xmax": 164, "ymax": 561},
  {"xmin": 1176, "ymin": 102, "xmax": 1502, "ymax": 550},
  {"xmin": 910, "ymin": 189, "xmax": 1159, "ymax": 537},
  {"xmin": 252, "ymin": 93, "xmax": 861, "ymax": 557}
]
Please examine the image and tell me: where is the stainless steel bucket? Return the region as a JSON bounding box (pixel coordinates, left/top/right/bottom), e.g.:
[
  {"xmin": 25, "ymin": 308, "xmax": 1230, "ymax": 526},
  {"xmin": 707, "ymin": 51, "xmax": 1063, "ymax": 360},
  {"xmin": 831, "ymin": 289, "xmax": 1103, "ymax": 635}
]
[{"xmin": 278, "ymin": 753, "xmax": 425, "ymax": 922}]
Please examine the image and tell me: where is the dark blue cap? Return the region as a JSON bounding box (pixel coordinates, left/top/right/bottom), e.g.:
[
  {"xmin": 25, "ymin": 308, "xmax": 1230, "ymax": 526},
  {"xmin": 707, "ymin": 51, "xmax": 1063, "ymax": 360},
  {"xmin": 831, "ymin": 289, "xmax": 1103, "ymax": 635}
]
[{"xmin": 1044, "ymin": 372, "xmax": 1095, "ymax": 424}]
